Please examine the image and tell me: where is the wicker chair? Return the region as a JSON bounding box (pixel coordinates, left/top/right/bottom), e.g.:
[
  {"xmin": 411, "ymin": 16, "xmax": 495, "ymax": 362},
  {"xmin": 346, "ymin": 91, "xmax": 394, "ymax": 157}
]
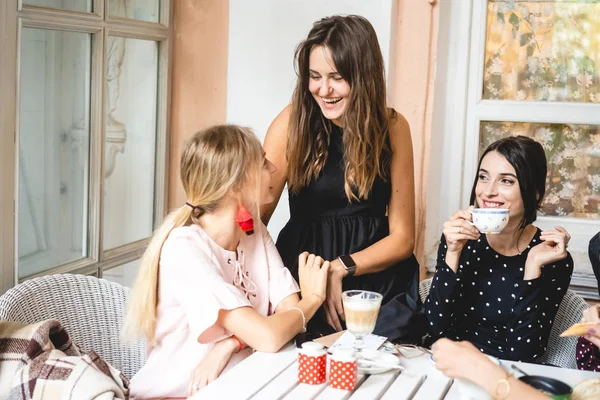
[
  {"xmin": 0, "ymin": 274, "xmax": 146, "ymax": 379},
  {"xmin": 537, "ymin": 290, "xmax": 588, "ymax": 369},
  {"xmin": 419, "ymin": 277, "xmax": 433, "ymax": 303},
  {"xmin": 418, "ymin": 277, "xmax": 586, "ymax": 368}
]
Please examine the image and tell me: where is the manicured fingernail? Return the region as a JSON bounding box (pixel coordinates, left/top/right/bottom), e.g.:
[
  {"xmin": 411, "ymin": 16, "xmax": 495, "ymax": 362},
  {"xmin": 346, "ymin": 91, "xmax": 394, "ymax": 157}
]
[{"xmin": 589, "ymin": 328, "xmax": 596, "ymax": 335}]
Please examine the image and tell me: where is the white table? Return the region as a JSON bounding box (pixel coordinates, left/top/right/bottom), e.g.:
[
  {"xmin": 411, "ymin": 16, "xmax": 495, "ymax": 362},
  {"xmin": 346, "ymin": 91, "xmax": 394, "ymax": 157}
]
[{"xmin": 194, "ymin": 344, "xmax": 600, "ymax": 399}]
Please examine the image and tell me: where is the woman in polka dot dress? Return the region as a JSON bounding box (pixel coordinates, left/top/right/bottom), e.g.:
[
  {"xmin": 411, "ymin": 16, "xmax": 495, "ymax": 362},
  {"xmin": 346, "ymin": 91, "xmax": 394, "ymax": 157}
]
[
  {"xmin": 424, "ymin": 136, "xmax": 573, "ymax": 362},
  {"xmin": 575, "ymin": 234, "xmax": 600, "ymax": 371},
  {"xmin": 576, "ymin": 304, "xmax": 600, "ymax": 371}
]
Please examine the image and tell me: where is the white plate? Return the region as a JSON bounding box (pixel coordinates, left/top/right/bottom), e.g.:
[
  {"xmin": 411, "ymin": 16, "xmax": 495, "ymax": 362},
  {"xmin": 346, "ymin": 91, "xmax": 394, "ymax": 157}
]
[{"xmin": 358, "ymin": 349, "xmax": 402, "ymax": 374}]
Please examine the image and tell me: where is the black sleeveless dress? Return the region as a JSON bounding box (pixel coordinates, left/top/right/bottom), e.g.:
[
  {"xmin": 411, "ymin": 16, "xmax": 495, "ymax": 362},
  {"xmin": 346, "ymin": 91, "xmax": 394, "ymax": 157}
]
[{"xmin": 276, "ymin": 124, "xmax": 425, "ymax": 342}]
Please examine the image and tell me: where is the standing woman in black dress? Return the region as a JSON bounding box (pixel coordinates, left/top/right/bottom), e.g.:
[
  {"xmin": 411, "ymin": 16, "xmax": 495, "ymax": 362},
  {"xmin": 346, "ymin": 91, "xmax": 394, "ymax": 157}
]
[{"xmin": 261, "ymin": 15, "xmax": 424, "ymax": 340}]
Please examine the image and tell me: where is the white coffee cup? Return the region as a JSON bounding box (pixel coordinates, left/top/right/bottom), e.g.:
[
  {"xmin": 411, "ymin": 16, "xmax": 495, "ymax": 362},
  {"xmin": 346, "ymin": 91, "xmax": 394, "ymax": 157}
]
[{"xmin": 469, "ymin": 208, "xmax": 509, "ymax": 234}]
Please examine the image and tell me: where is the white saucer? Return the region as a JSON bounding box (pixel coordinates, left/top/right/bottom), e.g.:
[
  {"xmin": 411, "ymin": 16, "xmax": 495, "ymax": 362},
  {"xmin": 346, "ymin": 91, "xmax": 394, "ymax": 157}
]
[
  {"xmin": 396, "ymin": 345, "xmax": 426, "ymax": 358},
  {"xmin": 358, "ymin": 349, "xmax": 402, "ymax": 374}
]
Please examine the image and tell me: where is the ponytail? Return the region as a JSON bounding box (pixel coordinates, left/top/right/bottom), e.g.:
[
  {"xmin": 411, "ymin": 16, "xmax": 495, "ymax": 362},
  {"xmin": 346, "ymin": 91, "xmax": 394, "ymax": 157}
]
[
  {"xmin": 123, "ymin": 124, "xmax": 264, "ymax": 345},
  {"xmin": 123, "ymin": 206, "xmax": 192, "ymax": 344}
]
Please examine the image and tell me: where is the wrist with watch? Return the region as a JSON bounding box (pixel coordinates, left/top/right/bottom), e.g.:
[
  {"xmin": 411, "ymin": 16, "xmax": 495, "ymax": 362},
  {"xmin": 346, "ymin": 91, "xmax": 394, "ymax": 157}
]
[{"xmin": 337, "ymin": 254, "xmax": 356, "ymax": 277}]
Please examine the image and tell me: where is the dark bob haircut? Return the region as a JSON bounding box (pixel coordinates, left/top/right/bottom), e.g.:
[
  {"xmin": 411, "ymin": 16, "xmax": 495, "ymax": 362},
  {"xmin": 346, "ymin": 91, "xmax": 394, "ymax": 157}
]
[{"xmin": 469, "ymin": 135, "xmax": 547, "ymax": 230}]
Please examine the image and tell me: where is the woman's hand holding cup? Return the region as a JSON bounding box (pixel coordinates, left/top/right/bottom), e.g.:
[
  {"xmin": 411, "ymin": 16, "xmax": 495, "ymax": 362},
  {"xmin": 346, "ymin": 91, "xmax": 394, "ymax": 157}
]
[
  {"xmin": 298, "ymin": 252, "xmax": 330, "ymax": 304},
  {"xmin": 441, "ymin": 207, "xmax": 480, "ymax": 272},
  {"xmin": 442, "ymin": 207, "xmax": 481, "ymax": 254}
]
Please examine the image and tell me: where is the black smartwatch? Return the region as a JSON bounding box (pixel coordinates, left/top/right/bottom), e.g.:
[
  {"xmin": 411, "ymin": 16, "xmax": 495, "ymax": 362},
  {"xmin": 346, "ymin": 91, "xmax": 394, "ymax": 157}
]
[{"xmin": 337, "ymin": 255, "xmax": 356, "ymax": 277}]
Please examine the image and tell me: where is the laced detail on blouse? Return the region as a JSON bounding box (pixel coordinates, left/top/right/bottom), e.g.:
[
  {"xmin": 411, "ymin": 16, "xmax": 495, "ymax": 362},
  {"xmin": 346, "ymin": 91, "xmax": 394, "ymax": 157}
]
[{"xmin": 232, "ymin": 251, "xmax": 257, "ymax": 298}]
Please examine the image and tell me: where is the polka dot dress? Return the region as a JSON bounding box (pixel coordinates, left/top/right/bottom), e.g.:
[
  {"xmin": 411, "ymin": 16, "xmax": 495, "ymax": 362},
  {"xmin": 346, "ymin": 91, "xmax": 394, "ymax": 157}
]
[
  {"xmin": 576, "ymin": 336, "xmax": 600, "ymax": 372},
  {"xmin": 424, "ymin": 228, "xmax": 573, "ymax": 362}
]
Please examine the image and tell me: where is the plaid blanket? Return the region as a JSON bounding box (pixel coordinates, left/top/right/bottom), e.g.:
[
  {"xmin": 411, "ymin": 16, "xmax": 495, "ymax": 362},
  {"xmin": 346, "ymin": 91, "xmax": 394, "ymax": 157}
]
[{"xmin": 0, "ymin": 319, "xmax": 129, "ymax": 400}]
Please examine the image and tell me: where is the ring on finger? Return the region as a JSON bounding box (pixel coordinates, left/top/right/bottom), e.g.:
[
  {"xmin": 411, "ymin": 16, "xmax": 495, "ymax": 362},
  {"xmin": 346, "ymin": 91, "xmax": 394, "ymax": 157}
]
[{"xmin": 455, "ymin": 226, "xmax": 462, "ymax": 234}]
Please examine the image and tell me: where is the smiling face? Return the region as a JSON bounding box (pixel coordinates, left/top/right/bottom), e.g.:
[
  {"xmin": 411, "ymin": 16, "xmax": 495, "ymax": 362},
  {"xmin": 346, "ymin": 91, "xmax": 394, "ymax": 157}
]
[
  {"xmin": 475, "ymin": 151, "xmax": 525, "ymax": 222},
  {"xmin": 308, "ymin": 45, "xmax": 351, "ymax": 126}
]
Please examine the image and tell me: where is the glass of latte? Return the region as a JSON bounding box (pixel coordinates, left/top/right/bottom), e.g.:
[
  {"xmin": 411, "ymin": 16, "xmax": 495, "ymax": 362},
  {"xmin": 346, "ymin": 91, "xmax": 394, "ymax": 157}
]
[{"xmin": 342, "ymin": 290, "xmax": 383, "ymax": 355}]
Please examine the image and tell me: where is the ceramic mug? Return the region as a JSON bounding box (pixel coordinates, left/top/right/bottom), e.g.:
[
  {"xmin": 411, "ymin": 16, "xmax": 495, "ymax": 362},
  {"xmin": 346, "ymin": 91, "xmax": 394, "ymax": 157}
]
[{"xmin": 469, "ymin": 208, "xmax": 510, "ymax": 234}]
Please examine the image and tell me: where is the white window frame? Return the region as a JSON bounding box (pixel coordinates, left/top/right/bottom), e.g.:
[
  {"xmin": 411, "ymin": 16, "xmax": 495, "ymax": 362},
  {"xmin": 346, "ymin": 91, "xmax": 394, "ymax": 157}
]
[
  {"xmin": 426, "ymin": 0, "xmax": 600, "ymax": 299},
  {"xmin": 0, "ymin": 0, "xmax": 172, "ymax": 293}
]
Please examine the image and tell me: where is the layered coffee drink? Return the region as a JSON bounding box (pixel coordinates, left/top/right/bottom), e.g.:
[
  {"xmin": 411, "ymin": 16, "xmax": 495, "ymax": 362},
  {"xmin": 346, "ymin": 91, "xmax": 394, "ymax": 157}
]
[
  {"xmin": 344, "ymin": 301, "xmax": 380, "ymax": 335},
  {"xmin": 342, "ymin": 290, "xmax": 383, "ymax": 340}
]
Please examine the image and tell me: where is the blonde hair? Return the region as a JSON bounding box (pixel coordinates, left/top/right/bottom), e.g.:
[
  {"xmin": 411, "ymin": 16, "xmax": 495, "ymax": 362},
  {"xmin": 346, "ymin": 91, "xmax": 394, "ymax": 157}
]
[{"xmin": 123, "ymin": 125, "xmax": 264, "ymax": 344}]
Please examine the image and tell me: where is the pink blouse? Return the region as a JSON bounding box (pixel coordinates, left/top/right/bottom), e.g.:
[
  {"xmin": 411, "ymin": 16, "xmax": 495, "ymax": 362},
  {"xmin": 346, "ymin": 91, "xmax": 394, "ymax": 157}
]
[{"xmin": 130, "ymin": 224, "xmax": 300, "ymax": 398}]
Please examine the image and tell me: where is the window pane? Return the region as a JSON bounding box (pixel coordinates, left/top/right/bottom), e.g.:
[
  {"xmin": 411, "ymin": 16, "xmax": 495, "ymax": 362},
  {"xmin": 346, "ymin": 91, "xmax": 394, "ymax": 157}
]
[
  {"xmin": 18, "ymin": 28, "xmax": 92, "ymax": 278},
  {"xmin": 110, "ymin": 0, "xmax": 160, "ymax": 23},
  {"xmin": 480, "ymin": 121, "xmax": 600, "ymax": 218},
  {"xmin": 103, "ymin": 37, "xmax": 158, "ymax": 250},
  {"xmin": 484, "ymin": 1, "xmax": 600, "ymax": 103},
  {"xmin": 103, "ymin": 259, "xmax": 140, "ymax": 288},
  {"xmin": 23, "ymin": 0, "xmax": 92, "ymax": 13}
]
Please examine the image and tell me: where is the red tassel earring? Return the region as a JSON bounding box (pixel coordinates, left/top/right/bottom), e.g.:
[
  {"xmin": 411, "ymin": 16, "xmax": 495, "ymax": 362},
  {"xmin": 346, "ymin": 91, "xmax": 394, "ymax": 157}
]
[{"xmin": 236, "ymin": 204, "xmax": 254, "ymax": 235}]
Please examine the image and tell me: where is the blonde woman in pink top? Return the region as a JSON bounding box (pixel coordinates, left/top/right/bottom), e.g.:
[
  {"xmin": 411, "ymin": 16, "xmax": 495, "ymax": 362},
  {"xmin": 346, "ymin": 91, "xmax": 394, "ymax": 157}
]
[{"xmin": 124, "ymin": 125, "xmax": 330, "ymax": 399}]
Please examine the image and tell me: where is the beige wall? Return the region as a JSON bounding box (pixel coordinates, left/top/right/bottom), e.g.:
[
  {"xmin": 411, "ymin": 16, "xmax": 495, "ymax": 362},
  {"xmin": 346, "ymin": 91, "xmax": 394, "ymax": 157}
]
[
  {"xmin": 168, "ymin": 1, "xmax": 439, "ymax": 277},
  {"xmin": 169, "ymin": 0, "xmax": 229, "ymax": 209},
  {"xmin": 389, "ymin": 0, "xmax": 439, "ymax": 277}
]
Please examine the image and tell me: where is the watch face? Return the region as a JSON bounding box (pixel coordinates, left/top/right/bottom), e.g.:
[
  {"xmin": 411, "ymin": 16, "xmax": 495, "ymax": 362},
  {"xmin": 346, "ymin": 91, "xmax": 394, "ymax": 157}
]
[
  {"xmin": 339, "ymin": 255, "xmax": 356, "ymax": 276},
  {"xmin": 339, "ymin": 255, "xmax": 355, "ymax": 268}
]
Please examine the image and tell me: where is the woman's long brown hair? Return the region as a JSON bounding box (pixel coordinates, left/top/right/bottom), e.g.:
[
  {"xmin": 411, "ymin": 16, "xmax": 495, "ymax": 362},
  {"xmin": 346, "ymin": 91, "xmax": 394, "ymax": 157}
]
[{"xmin": 287, "ymin": 15, "xmax": 393, "ymax": 202}]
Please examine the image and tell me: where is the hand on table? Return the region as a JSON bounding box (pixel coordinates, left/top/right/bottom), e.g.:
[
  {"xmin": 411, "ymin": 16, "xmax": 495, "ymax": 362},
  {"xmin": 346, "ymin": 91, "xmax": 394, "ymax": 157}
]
[
  {"xmin": 187, "ymin": 337, "xmax": 239, "ymax": 396},
  {"xmin": 431, "ymin": 338, "xmax": 493, "ymax": 381},
  {"xmin": 431, "ymin": 338, "xmax": 548, "ymax": 400}
]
